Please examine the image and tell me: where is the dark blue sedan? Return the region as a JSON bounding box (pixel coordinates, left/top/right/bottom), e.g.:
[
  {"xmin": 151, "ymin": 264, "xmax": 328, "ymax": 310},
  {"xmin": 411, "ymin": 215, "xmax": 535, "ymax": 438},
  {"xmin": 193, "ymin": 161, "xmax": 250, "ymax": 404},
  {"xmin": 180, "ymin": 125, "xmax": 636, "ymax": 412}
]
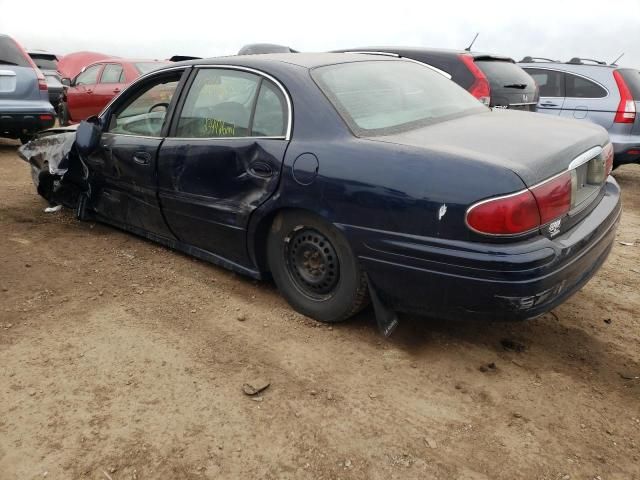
[{"xmin": 23, "ymin": 53, "xmax": 621, "ymax": 330}]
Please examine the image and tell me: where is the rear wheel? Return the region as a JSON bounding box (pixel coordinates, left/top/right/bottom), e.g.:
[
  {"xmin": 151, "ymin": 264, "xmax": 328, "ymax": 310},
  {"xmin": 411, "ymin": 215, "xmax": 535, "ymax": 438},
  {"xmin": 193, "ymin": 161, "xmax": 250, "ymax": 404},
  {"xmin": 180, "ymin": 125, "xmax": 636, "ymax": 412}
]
[
  {"xmin": 58, "ymin": 101, "xmax": 70, "ymax": 127},
  {"xmin": 19, "ymin": 135, "xmax": 33, "ymax": 145},
  {"xmin": 267, "ymin": 211, "xmax": 369, "ymax": 323}
]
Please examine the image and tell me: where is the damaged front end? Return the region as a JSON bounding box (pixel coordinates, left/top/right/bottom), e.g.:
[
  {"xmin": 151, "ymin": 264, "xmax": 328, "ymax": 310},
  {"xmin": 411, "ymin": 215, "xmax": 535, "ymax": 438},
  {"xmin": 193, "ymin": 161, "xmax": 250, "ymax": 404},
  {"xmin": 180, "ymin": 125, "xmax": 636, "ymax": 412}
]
[{"xmin": 18, "ymin": 126, "xmax": 90, "ymax": 211}]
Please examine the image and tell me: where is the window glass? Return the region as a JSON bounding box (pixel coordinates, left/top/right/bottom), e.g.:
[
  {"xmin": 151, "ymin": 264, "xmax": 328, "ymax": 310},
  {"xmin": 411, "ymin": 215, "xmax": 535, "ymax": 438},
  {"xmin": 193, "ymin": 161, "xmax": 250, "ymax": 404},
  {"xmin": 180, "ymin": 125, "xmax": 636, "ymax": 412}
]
[
  {"xmin": 252, "ymin": 81, "xmax": 286, "ymax": 136},
  {"xmin": 312, "ymin": 60, "xmax": 485, "ymax": 136},
  {"xmin": 29, "ymin": 55, "xmax": 57, "ymax": 70},
  {"xmin": 76, "ymin": 65, "xmax": 101, "ymax": 86},
  {"xmin": 135, "ymin": 62, "xmax": 170, "ymax": 75},
  {"xmin": 475, "ymin": 60, "xmax": 534, "ymax": 90},
  {"xmin": 108, "ymin": 77, "xmax": 179, "ymax": 137},
  {"xmin": 0, "ymin": 36, "xmax": 30, "ymax": 67},
  {"xmin": 176, "ymin": 69, "xmax": 260, "ymax": 138},
  {"xmin": 565, "ymin": 73, "xmax": 607, "ymax": 98},
  {"xmin": 617, "ymin": 68, "xmax": 640, "ymax": 100},
  {"xmin": 525, "ymin": 68, "xmax": 565, "ymax": 97},
  {"xmin": 100, "ymin": 64, "xmax": 124, "ymax": 84}
]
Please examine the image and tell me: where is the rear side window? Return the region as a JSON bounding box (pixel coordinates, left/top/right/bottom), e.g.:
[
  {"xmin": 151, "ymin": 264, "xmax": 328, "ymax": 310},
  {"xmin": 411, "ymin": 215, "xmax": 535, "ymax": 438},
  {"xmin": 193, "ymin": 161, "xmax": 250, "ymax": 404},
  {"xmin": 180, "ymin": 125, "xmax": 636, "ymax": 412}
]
[
  {"xmin": 76, "ymin": 65, "xmax": 101, "ymax": 85},
  {"xmin": 525, "ymin": 68, "xmax": 565, "ymax": 97},
  {"xmin": 616, "ymin": 69, "xmax": 640, "ymax": 100},
  {"xmin": 565, "ymin": 73, "xmax": 607, "ymax": 98},
  {"xmin": 475, "ymin": 60, "xmax": 534, "ymax": 89},
  {"xmin": 0, "ymin": 36, "xmax": 30, "ymax": 67},
  {"xmin": 176, "ymin": 69, "xmax": 261, "ymax": 138},
  {"xmin": 252, "ymin": 81, "xmax": 287, "ymax": 136},
  {"xmin": 101, "ymin": 64, "xmax": 124, "ymax": 83}
]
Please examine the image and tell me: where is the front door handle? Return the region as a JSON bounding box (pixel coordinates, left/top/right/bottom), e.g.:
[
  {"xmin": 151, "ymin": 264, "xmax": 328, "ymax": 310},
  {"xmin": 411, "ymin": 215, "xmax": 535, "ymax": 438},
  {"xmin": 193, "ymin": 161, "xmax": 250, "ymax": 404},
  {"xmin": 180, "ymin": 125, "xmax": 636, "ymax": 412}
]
[
  {"xmin": 113, "ymin": 88, "xmax": 120, "ymax": 93},
  {"xmin": 132, "ymin": 151, "xmax": 151, "ymax": 165},
  {"xmin": 541, "ymin": 102, "xmax": 558, "ymax": 107}
]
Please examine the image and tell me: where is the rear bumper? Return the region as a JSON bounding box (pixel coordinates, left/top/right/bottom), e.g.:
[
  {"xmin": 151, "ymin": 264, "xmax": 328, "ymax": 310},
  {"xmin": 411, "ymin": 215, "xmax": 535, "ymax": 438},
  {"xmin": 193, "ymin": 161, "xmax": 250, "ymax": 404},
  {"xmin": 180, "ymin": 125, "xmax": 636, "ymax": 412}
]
[
  {"xmin": 610, "ymin": 132, "xmax": 640, "ymax": 166},
  {"xmin": 342, "ymin": 177, "xmax": 621, "ymax": 321},
  {"xmin": 0, "ymin": 110, "xmax": 56, "ymax": 138}
]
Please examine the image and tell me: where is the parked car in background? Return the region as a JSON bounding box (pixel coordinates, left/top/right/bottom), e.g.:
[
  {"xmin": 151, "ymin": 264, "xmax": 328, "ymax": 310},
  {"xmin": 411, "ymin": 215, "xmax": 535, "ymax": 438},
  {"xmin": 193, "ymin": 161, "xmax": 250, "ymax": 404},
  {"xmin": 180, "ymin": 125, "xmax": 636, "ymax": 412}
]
[
  {"xmin": 335, "ymin": 47, "xmax": 539, "ymax": 110},
  {"xmin": 238, "ymin": 43, "xmax": 298, "ymax": 55},
  {"xmin": 27, "ymin": 49, "xmax": 63, "ymax": 109},
  {"xmin": 22, "ymin": 53, "xmax": 620, "ymax": 329},
  {"xmin": 0, "ymin": 34, "xmax": 55, "ymax": 143},
  {"xmin": 59, "ymin": 58, "xmax": 170, "ymax": 125},
  {"xmin": 519, "ymin": 57, "xmax": 640, "ymax": 168}
]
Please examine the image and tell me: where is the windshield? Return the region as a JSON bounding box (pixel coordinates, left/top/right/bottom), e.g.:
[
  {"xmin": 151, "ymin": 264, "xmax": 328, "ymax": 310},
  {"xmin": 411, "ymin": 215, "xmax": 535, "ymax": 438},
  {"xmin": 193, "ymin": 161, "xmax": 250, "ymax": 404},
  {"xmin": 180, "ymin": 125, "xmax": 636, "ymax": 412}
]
[
  {"xmin": 29, "ymin": 55, "xmax": 58, "ymax": 70},
  {"xmin": 474, "ymin": 60, "xmax": 534, "ymax": 90},
  {"xmin": 312, "ymin": 60, "xmax": 486, "ymax": 136},
  {"xmin": 135, "ymin": 62, "xmax": 171, "ymax": 75}
]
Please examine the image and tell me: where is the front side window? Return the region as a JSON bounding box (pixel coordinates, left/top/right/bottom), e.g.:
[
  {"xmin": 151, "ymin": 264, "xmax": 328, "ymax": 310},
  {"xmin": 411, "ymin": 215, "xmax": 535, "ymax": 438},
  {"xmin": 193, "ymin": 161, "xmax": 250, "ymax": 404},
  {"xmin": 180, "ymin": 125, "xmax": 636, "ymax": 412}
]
[
  {"xmin": 525, "ymin": 68, "xmax": 565, "ymax": 97},
  {"xmin": 565, "ymin": 73, "xmax": 607, "ymax": 98},
  {"xmin": 108, "ymin": 75, "xmax": 180, "ymax": 137},
  {"xmin": 176, "ymin": 69, "xmax": 261, "ymax": 138},
  {"xmin": 76, "ymin": 65, "xmax": 101, "ymax": 86},
  {"xmin": 100, "ymin": 64, "xmax": 124, "ymax": 84},
  {"xmin": 312, "ymin": 60, "xmax": 485, "ymax": 136}
]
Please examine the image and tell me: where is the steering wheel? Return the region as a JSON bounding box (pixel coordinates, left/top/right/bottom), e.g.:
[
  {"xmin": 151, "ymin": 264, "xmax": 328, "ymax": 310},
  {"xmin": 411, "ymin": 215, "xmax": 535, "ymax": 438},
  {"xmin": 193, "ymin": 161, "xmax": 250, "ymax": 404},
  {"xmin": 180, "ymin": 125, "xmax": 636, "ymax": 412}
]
[
  {"xmin": 144, "ymin": 102, "xmax": 170, "ymax": 135},
  {"xmin": 148, "ymin": 102, "xmax": 169, "ymax": 113}
]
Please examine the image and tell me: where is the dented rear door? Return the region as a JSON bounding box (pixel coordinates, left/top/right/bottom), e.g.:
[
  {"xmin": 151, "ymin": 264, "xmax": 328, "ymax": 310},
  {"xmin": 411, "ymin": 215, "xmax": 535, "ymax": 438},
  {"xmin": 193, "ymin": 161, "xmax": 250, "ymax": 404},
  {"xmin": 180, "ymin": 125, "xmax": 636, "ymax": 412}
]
[{"xmin": 158, "ymin": 66, "xmax": 290, "ymax": 266}]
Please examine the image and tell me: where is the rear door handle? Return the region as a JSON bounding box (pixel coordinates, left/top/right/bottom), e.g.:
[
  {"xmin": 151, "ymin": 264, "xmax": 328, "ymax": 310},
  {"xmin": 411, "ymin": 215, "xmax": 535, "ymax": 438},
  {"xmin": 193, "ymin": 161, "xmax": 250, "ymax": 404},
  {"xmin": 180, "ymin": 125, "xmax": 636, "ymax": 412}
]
[
  {"xmin": 248, "ymin": 161, "xmax": 274, "ymax": 178},
  {"xmin": 113, "ymin": 88, "xmax": 120, "ymax": 93},
  {"xmin": 541, "ymin": 102, "xmax": 558, "ymax": 107},
  {"xmin": 132, "ymin": 151, "xmax": 151, "ymax": 165},
  {"xmin": 86, "ymin": 89, "xmax": 93, "ymax": 94}
]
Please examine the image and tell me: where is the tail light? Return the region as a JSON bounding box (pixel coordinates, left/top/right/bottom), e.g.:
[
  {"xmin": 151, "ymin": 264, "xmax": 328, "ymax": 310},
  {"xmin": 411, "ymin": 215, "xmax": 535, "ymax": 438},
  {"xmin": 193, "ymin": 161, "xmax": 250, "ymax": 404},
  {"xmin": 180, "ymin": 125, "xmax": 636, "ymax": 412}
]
[
  {"xmin": 459, "ymin": 54, "xmax": 491, "ymax": 106},
  {"xmin": 613, "ymin": 70, "xmax": 636, "ymax": 124},
  {"xmin": 603, "ymin": 142, "xmax": 614, "ymax": 176},
  {"xmin": 37, "ymin": 73, "xmax": 48, "ymax": 91},
  {"xmin": 10, "ymin": 36, "xmax": 48, "ymax": 92},
  {"xmin": 466, "ymin": 190, "xmax": 540, "ymax": 235}
]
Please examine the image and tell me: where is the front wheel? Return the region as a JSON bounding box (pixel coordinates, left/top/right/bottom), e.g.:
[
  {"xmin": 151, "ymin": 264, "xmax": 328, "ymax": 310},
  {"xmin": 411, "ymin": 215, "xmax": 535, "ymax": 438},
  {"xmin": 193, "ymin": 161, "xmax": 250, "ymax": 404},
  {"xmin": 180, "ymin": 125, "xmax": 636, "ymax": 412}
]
[
  {"xmin": 267, "ymin": 211, "xmax": 369, "ymax": 323},
  {"xmin": 58, "ymin": 101, "xmax": 70, "ymax": 127}
]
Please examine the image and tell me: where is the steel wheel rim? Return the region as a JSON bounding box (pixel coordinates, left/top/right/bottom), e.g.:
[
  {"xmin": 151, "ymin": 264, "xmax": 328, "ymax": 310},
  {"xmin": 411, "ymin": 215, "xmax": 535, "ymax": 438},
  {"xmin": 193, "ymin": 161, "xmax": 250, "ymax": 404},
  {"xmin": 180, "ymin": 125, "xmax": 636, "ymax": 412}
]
[{"xmin": 284, "ymin": 227, "xmax": 340, "ymax": 300}]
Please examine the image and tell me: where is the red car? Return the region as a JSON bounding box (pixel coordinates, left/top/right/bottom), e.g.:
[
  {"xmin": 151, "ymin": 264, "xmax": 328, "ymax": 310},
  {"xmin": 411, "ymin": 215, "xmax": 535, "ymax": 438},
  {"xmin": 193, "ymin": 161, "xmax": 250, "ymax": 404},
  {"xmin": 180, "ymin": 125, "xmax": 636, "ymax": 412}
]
[{"xmin": 59, "ymin": 59, "xmax": 169, "ymax": 125}]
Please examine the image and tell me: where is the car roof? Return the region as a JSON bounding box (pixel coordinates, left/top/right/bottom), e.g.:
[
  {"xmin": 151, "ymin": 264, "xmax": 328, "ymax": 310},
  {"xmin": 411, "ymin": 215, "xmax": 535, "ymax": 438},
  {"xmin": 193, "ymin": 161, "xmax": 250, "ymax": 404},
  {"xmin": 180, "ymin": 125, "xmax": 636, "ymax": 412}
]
[
  {"xmin": 337, "ymin": 46, "xmax": 514, "ymax": 62},
  {"xmin": 174, "ymin": 52, "xmax": 398, "ymax": 69}
]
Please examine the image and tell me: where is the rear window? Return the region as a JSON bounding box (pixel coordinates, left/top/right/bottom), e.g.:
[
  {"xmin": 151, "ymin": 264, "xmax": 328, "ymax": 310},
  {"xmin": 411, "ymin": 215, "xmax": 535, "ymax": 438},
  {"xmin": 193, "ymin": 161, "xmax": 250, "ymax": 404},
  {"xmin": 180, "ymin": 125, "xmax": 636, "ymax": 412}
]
[
  {"xmin": 312, "ymin": 60, "xmax": 486, "ymax": 136},
  {"xmin": 29, "ymin": 54, "xmax": 57, "ymax": 71},
  {"xmin": 617, "ymin": 68, "xmax": 640, "ymax": 100},
  {"xmin": 474, "ymin": 60, "xmax": 534, "ymax": 90},
  {"xmin": 135, "ymin": 62, "xmax": 170, "ymax": 75},
  {"xmin": 0, "ymin": 36, "xmax": 30, "ymax": 68}
]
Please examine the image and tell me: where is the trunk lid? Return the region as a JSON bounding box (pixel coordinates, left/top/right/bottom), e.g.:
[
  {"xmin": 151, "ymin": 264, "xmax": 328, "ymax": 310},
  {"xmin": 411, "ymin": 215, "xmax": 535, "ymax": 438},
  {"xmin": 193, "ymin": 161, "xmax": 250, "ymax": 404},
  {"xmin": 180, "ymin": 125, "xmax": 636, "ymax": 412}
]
[
  {"xmin": 474, "ymin": 58, "xmax": 538, "ymax": 111},
  {"xmin": 367, "ymin": 109, "xmax": 609, "ymax": 187}
]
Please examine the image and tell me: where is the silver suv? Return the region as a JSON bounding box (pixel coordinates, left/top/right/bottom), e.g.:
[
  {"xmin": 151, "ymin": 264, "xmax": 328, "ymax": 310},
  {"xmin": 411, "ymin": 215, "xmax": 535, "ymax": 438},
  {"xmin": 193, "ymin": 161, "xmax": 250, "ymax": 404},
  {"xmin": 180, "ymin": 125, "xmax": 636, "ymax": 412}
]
[
  {"xmin": 0, "ymin": 34, "xmax": 56, "ymax": 144},
  {"xmin": 519, "ymin": 57, "xmax": 640, "ymax": 168}
]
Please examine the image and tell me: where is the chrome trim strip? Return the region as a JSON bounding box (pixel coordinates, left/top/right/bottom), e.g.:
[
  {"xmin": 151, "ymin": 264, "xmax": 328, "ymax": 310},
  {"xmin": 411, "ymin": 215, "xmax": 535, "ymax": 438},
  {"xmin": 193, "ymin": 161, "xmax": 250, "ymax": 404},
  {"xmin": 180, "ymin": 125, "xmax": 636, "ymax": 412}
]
[
  {"xmin": 348, "ymin": 51, "xmax": 452, "ymax": 79},
  {"xmin": 194, "ymin": 64, "xmax": 293, "ymax": 141},
  {"xmin": 567, "ymin": 146, "xmax": 602, "ymax": 170}
]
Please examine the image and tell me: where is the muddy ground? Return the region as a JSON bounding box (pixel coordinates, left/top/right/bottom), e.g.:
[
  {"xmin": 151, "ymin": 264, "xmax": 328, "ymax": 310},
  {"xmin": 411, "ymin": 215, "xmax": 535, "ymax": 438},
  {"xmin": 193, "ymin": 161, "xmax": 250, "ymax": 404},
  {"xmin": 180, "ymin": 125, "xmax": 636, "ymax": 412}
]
[{"xmin": 1, "ymin": 138, "xmax": 639, "ymax": 480}]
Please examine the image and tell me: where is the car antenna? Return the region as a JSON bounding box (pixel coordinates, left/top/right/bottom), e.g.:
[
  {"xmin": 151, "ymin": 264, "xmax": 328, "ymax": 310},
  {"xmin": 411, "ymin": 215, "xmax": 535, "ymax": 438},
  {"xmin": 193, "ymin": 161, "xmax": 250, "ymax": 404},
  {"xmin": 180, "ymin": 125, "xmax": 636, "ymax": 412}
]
[
  {"xmin": 465, "ymin": 33, "xmax": 479, "ymax": 52},
  {"xmin": 610, "ymin": 52, "xmax": 624, "ymax": 65}
]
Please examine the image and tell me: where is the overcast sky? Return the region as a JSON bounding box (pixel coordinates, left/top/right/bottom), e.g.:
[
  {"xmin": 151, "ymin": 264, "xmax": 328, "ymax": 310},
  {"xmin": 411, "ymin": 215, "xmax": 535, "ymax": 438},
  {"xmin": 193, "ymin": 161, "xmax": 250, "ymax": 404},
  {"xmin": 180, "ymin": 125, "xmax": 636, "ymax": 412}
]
[{"xmin": 2, "ymin": 0, "xmax": 640, "ymax": 67}]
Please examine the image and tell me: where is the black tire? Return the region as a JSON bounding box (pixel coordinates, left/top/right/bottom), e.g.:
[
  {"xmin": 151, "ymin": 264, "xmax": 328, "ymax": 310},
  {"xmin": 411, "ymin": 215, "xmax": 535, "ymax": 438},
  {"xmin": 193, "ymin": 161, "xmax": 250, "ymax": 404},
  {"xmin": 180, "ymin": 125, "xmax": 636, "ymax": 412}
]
[
  {"xmin": 267, "ymin": 211, "xmax": 369, "ymax": 323},
  {"xmin": 58, "ymin": 101, "xmax": 70, "ymax": 127},
  {"xmin": 19, "ymin": 135, "xmax": 33, "ymax": 145}
]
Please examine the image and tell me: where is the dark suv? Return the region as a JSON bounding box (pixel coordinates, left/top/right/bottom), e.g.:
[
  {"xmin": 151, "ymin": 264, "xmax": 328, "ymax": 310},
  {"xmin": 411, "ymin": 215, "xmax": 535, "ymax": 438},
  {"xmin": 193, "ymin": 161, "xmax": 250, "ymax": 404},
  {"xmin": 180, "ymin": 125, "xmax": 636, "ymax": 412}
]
[
  {"xmin": 0, "ymin": 34, "xmax": 55, "ymax": 143},
  {"xmin": 335, "ymin": 47, "xmax": 539, "ymax": 111}
]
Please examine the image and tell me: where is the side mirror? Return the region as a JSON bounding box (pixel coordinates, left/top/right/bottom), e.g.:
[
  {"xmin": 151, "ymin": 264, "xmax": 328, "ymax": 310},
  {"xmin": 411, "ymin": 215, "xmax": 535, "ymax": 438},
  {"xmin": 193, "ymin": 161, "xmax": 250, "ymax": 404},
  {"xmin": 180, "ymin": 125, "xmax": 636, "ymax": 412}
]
[
  {"xmin": 75, "ymin": 117, "xmax": 102, "ymax": 156},
  {"xmin": 61, "ymin": 77, "xmax": 71, "ymax": 87}
]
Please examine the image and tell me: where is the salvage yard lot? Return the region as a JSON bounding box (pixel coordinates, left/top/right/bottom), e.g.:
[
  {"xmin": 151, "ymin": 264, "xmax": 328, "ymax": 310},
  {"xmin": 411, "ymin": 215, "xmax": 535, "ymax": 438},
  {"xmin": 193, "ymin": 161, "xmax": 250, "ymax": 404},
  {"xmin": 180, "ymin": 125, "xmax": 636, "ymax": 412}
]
[{"xmin": 1, "ymin": 137, "xmax": 639, "ymax": 479}]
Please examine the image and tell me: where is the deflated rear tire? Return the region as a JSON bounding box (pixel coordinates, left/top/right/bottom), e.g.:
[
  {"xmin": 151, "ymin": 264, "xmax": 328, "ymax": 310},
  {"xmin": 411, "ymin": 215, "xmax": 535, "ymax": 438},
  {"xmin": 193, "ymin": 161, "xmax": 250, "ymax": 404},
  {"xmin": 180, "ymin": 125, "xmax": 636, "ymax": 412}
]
[{"xmin": 267, "ymin": 211, "xmax": 369, "ymax": 323}]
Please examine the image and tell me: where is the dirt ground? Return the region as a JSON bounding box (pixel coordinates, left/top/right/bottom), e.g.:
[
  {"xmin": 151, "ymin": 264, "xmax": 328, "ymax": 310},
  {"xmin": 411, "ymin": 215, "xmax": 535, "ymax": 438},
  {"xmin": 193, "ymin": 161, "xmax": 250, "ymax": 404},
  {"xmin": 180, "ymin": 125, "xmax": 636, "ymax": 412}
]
[{"xmin": 1, "ymin": 138, "xmax": 639, "ymax": 480}]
